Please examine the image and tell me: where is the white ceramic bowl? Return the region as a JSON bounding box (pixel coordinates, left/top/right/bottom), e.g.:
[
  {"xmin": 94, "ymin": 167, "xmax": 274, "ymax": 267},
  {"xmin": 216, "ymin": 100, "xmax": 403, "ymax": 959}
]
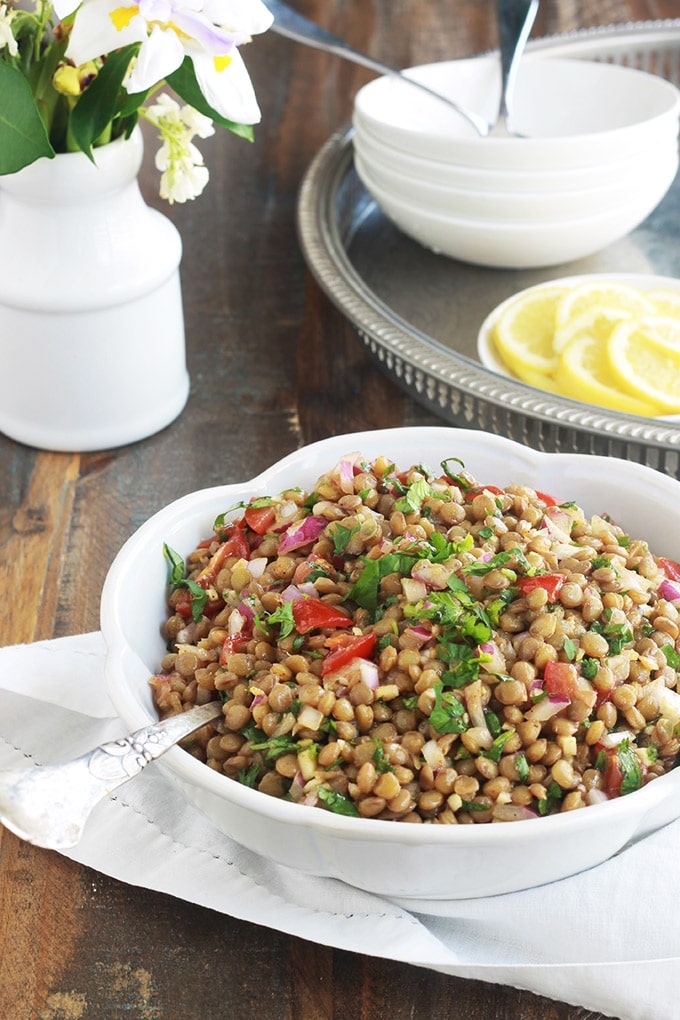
[
  {"xmin": 355, "ymin": 160, "xmax": 677, "ymax": 268},
  {"xmin": 353, "ymin": 145, "xmax": 678, "ymax": 223},
  {"xmin": 353, "ymin": 56, "xmax": 680, "ymax": 170},
  {"xmin": 352, "ymin": 119, "xmax": 680, "ymax": 193},
  {"xmin": 101, "ymin": 427, "xmax": 680, "ymax": 901}
]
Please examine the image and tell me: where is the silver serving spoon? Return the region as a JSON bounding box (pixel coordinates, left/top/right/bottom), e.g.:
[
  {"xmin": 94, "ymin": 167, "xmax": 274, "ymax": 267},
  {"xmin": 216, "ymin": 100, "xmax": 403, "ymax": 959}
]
[
  {"xmin": 0, "ymin": 700, "xmax": 223, "ymax": 850},
  {"xmin": 492, "ymin": 0, "xmax": 539, "ymax": 136},
  {"xmin": 266, "ymin": 0, "xmax": 490, "ymax": 136}
]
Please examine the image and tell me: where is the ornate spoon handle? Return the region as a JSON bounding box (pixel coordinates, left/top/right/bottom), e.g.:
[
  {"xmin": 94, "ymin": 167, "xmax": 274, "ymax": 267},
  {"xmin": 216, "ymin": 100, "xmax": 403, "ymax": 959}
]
[{"xmin": 0, "ymin": 701, "xmax": 223, "ymax": 850}]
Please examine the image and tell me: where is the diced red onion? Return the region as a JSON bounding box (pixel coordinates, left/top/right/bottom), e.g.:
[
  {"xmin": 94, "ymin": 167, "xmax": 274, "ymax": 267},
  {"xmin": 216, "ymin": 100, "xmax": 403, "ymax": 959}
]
[
  {"xmin": 281, "ymin": 584, "xmax": 304, "ymax": 602},
  {"xmin": 586, "ymin": 789, "xmax": 610, "ymax": 806},
  {"xmin": 278, "ymin": 515, "xmax": 327, "ymax": 553},
  {"xmin": 527, "ymin": 695, "xmax": 569, "ymax": 722},
  {"xmin": 659, "ymin": 578, "xmax": 680, "ymax": 602},
  {"xmin": 250, "ymin": 692, "xmax": 267, "ymax": 709},
  {"xmin": 290, "ymin": 775, "xmax": 306, "ymax": 801},
  {"xmin": 401, "ymin": 577, "xmax": 428, "ymax": 603},
  {"xmin": 334, "ymin": 453, "xmax": 360, "ymax": 493},
  {"xmin": 358, "ymin": 659, "xmax": 379, "ymax": 689},
  {"xmin": 404, "ymin": 625, "xmax": 432, "ymax": 646},
  {"xmin": 541, "ymin": 506, "xmax": 572, "ymax": 543},
  {"xmin": 296, "ymin": 704, "xmax": 324, "ymax": 732},
  {"xmin": 236, "ymin": 599, "xmax": 255, "ymax": 624},
  {"xmin": 228, "ymin": 608, "xmax": 246, "ymax": 636},
  {"xmin": 411, "ymin": 560, "xmax": 453, "ymax": 590},
  {"xmin": 598, "ymin": 729, "xmax": 634, "ymax": 749},
  {"xmin": 247, "ymin": 557, "xmax": 267, "ymax": 579},
  {"xmin": 422, "ymin": 739, "xmax": 447, "ymax": 770},
  {"xmin": 492, "ymin": 803, "xmax": 539, "ymax": 822}
]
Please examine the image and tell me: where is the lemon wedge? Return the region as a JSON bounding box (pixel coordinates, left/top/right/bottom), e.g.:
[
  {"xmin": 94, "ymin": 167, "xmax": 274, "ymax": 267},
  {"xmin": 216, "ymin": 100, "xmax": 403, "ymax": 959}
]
[
  {"xmin": 607, "ymin": 318, "xmax": 680, "ymax": 412},
  {"xmin": 556, "ymin": 332, "xmax": 662, "ymax": 417},
  {"xmin": 492, "ymin": 286, "xmax": 567, "ymax": 378}
]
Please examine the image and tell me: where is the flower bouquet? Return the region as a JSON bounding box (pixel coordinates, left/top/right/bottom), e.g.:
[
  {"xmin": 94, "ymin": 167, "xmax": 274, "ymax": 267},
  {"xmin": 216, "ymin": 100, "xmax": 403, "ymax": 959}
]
[{"xmin": 0, "ymin": 0, "xmax": 273, "ymax": 201}]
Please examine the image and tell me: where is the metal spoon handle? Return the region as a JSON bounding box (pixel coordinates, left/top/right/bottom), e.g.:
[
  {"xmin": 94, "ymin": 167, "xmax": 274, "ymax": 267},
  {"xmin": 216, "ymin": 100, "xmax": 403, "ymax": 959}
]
[
  {"xmin": 496, "ymin": 0, "xmax": 539, "ymax": 126},
  {"xmin": 266, "ymin": 0, "xmax": 489, "ymax": 136},
  {"xmin": 0, "ymin": 701, "xmax": 223, "ymax": 850}
]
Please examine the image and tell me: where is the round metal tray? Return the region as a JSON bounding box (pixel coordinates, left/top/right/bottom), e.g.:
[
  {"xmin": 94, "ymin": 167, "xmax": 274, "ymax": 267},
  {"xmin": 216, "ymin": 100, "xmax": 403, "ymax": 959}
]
[{"xmin": 297, "ymin": 21, "xmax": 680, "ymax": 477}]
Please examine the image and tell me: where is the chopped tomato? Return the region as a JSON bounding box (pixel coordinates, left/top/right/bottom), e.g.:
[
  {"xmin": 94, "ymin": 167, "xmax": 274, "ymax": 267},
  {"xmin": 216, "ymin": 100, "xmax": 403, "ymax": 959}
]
[
  {"xmin": 322, "ymin": 633, "xmax": 377, "ymax": 676},
  {"xmin": 219, "ymin": 632, "xmax": 249, "ymax": 664},
  {"xmin": 658, "ymin": 557, "xmax": 680, "ymax": 582},
  {"xmin": 518, "ymin": 573, "xmax": 565, "ymax": 602},
  {"xmin": 464, "ymin": 484, "xmax": 504, "ymax": 501},
  {"xmin": 292, "ymin": 597, "xmax": 353, "ymax": 634},
  {"xmin": 244, "ymin": 504, "xmax": 276, "ymax": 535},
  {"xmin": 535, "ymin": 490, "xmax": 559, "ymax": 507},
  {"xmin": 602, "ymin": 752, "xmax": 624, "ymax": 797},
  {"xmin": 196, "ymin": 524, "xmax": 250, "ymax": 587},
  {"xmin": 543, "ymin": 660, "xmax": 580, "ymax": 701},
  {"xmin": 174, "ymin": 590, "xmax": 194, "ymax": 619}
]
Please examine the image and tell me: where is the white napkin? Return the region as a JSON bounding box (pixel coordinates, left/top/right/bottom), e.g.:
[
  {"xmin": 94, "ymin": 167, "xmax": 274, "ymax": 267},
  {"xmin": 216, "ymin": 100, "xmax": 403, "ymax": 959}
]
[{"xmin": 1, "ymin": 634, "xmax": 679, "ymax": 1019}]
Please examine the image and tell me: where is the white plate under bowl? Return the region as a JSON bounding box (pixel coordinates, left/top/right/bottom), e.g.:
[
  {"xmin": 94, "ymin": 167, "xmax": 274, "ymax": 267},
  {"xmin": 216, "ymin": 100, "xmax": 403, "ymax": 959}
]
[
  {"xmin": 102, "ymin": 427, "xmax": 680, "ymax": 900},
  {"xmin": 477, "ymin": 273, "xmax": 680, "ymax": 421}
]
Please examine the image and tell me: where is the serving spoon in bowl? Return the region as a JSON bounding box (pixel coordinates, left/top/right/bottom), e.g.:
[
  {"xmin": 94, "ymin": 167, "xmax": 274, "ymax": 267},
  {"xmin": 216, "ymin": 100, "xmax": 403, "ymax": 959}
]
[
  {"xmin": 266, "ymin": 0, "xmax": 538, "ymax": 139},
  {"xmin": 266, "ymin": 0, "xmax": 490, "ymax": 136},
  {"xmin": 0, "ymin": 700, "xmax": 223, "ymax": 850}
]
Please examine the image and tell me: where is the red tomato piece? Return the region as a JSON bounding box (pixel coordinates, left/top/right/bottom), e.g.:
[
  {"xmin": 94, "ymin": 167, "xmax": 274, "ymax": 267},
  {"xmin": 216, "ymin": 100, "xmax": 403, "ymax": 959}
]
[
  {"xmin": 534, "ymin": 490, "xmax": 559, "ymax": 507},
  {"xmin": 602, "ymin": 752, "xmax": 624, "ymax": 797},
  {"xmin": 195, "ymin": 525, "xmax": 251, "ymax": 589},
  {"xmin": 543, "ymin": 660, "xmax": 580, "ymax": 701},
  {"xmin": 322, "ymin": 633, "xmax": 377, "ymax": 676},
  {"xmin": 292, "ymin": 597, "xmax": 353, "ymax": 634},
  {"xmin": 244, "ymin": 505, "xmax": 276, "ymax": 535},
  {"xmin": 464, "ymin": 484, "xmax": 504, "ymax": 501},
  {"xmin": 518, "ymin": 573, "xmax": 565, "ymax": 602},
  {"xmin": 174, "ymin": 591, "xmax": 193, "ymax": 619},
  {"xmin": 659, "ymin": 557, "xmax": 680, "ymax": 583}
]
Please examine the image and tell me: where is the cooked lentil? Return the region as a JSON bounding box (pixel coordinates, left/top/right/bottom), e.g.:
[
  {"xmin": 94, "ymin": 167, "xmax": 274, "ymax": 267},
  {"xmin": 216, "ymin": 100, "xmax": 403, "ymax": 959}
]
[{"xmin": 150, "ymin": 452, "xmax": 680, "ymax": 823}]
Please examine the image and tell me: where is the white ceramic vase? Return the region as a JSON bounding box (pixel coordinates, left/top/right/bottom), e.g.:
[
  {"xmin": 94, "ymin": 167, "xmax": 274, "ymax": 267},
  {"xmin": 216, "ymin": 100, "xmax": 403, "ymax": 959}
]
[{"xmin": 0, "ymin": 127, "xmax": 189, "ymax": 452}]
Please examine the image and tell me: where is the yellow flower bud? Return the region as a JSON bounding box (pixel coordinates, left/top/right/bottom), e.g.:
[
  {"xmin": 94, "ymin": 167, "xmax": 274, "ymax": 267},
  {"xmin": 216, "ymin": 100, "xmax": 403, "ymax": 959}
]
[
  {"xmin": 53, "ymin": 63, "xmax": 81, "ymax": 97},
  {"xmin": 52, "ymin": 60, "xmax": 99, "ymax": 97}
]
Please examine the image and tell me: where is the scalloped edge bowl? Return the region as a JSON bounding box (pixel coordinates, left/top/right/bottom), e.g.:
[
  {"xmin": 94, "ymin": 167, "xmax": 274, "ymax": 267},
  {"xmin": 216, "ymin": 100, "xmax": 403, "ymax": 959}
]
[{"xmin": 101, "ymin": 428, "xmax": 680, "ymax": 901}]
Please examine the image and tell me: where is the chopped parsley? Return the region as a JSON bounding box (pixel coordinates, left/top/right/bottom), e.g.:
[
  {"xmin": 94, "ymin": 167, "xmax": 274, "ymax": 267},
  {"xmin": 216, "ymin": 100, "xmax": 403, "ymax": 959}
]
[
  {"xmin": 163, "ymin": 543, "xmax": 208, "ymax": 623},
  {"xmin": 317, "ymin": 785, "xmax": 360, "ymax": 817}
]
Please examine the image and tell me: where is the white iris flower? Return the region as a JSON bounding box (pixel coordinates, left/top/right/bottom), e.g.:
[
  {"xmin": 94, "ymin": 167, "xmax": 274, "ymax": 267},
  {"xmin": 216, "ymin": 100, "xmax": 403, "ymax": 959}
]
[{"xmin": 59, "ymin": 0, "xmax": 273, "ymax": 124}]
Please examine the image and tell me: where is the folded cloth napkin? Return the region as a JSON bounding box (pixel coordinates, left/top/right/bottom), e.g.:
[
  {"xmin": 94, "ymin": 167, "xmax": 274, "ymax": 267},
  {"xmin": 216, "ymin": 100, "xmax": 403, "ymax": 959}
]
[{"xmin": 1, "ymin": 634, "xmax": 679, "ymax": 1020}]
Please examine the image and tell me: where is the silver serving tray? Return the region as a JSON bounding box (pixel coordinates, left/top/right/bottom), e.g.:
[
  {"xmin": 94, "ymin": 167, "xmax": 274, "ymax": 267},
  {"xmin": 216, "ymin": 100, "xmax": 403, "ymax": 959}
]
[{"xmin": 297, "ymin": 21, "xmax": 680, "ymax": 477}]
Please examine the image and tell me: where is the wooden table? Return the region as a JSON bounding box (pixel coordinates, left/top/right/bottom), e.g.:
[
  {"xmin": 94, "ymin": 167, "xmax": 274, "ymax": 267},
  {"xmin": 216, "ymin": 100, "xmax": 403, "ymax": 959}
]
[{"xmin": 1, "ymin": 2, "xmax": 676, "ymax": 1016}]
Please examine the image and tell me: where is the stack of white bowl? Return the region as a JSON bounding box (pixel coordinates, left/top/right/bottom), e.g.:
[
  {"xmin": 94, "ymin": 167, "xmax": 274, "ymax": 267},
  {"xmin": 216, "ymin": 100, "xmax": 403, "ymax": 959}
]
[{"xmin": 352, "ymin": 55, "xmax": 680, "ymax": 269}]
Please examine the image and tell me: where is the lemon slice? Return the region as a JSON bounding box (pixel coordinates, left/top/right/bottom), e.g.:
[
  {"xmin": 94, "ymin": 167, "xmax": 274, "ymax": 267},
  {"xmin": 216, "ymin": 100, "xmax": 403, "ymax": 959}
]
[
  {"xmin": 556, "ymin": 333, "xmax": 662, "ymax": 417},
  {"xmin": 554, "ymin": 281, "xmax": 656, "ymax": 338},
  {"xmin": 648, "ymin": 289, "xmax": 680, "ymax": 318},
  {"xmin": 492, "ymin": 286, "xmax": 567, "ymax": 377},
  {"xmin": 553, "ymin": 306, "xmax": 631, "ymax": 355},
  {"xmin": 607, "ymin": 319, "xmax": 680, "ymax": 412}
]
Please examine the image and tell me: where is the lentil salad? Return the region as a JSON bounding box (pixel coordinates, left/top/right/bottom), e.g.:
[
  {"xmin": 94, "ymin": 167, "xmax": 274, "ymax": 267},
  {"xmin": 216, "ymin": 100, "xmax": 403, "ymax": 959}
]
[{"xmin": 150, "ymin": 452, "xmax": 680, "ymax": 824}]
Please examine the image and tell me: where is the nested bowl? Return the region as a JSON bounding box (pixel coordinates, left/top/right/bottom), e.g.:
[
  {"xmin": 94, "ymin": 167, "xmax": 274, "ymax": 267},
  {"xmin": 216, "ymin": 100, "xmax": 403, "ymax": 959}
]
[
  {"xmin": 101, "ymin": 428, "xmax": 680, "ymax": 901},
  {"xmin": 354, "ymin": 162, "xmax": 675, "ymax": 268},
  {"xmin": 352, "ymin": 119, "xmax": 678, "ymax": 194},
  {"xmin": 353, "ymin": 145, "xmax": 678, "ymax": 223},
  {"xmin": 353, "ymin": 56, "xmax": 680, "ymax": 170}
]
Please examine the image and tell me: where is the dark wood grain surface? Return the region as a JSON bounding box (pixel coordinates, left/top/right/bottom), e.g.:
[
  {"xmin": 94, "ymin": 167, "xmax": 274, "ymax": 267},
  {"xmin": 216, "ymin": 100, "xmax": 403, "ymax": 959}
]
[{"xmin": 1, "ymin": 2, "xmax": 676, "ymax": 1017}]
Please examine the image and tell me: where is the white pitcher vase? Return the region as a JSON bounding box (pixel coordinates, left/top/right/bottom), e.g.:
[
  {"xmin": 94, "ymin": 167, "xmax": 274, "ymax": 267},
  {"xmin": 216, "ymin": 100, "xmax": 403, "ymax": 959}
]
[{"xmin": 0, "ymin": 127, "xmax": 189, "ymax": 452}]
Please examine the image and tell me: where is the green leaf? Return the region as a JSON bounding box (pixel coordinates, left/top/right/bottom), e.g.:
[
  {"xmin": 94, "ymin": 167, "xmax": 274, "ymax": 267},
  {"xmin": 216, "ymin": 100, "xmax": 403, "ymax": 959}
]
[
  {"xmin": 317, "ymin": 785, "xmax": 360, "ymax": 817},
  {"xmin": 167, "ymin": 56, "xmax": 255, "ymax": 140},
  {"xmin": 69, "ymin": 44, "xmax": 140, "ymax": 158},
  {"xmin": 163, "ymin": 543, "xmax": 187, "ymax": 586},
  {"xmin": 0, "ymin": 61, "xmax": 55, "ymax": 173}
]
